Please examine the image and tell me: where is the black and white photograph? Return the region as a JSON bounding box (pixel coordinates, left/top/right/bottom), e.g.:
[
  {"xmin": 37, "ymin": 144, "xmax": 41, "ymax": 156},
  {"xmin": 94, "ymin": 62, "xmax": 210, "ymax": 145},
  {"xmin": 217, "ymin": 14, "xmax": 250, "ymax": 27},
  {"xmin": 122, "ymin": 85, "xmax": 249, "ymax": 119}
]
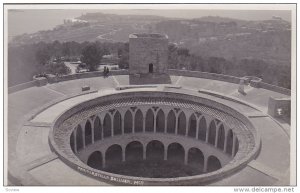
[{"xmin": 2, "ymin": 2, "xmax": 297, "ymax": 190}]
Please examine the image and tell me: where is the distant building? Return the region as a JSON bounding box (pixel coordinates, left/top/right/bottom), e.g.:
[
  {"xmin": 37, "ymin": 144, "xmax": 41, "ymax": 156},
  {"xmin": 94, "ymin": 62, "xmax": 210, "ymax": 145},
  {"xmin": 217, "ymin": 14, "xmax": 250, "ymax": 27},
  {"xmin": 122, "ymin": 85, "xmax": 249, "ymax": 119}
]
[{"xmin": 129, "ymin": 33, "xmax": 168, "ymax": 74}]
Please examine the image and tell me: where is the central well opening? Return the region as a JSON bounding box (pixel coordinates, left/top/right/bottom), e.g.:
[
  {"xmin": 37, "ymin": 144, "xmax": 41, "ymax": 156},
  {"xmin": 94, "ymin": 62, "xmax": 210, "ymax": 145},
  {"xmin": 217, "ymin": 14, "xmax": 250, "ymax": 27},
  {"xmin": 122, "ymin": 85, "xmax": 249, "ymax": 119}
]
[{"xmin": 69, "ymin": 96, "xmax": 241, "ymax": 179}]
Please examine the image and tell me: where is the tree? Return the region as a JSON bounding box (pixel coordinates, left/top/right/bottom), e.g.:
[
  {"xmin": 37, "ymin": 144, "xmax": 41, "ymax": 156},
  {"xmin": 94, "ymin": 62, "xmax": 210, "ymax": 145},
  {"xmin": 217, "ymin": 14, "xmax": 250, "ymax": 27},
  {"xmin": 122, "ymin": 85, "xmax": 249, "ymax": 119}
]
[
  {"xmin": 43, "ymin": 61, "xmax": 71, "ymax": 75},
  {"xmin": 35, "ymin": 42, "xmax": 52, "ymax": 65},
  {"xmin": 81, "ymin": 43, "xmax": 103, "ymax": 71}
]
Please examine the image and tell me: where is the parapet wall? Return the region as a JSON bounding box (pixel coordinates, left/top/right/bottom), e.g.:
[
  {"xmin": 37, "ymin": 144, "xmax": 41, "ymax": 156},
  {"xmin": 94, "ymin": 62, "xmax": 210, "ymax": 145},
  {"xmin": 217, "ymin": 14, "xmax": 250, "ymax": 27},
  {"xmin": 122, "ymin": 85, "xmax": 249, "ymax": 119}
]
[
  {"xmin": 167, "ymin": 69, "xmax": 291, "ymax": 96},
  {"xmin": 167, "ymin": 69, "xmax": 241, "ymax": 84},
  {"xmin": 8, "ymin": 80, "xmax": 38, "ymax": 94},
  {"xmin": 8, "ymin": 69, "xmax": 290, "ymax": 96}
]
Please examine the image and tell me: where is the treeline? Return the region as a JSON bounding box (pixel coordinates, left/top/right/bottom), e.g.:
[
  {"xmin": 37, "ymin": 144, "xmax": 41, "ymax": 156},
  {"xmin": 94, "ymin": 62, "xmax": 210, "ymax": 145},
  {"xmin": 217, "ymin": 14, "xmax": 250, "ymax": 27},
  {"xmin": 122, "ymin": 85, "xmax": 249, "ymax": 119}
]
[
  {"xmin": 8, "ymin": 41, "xmax": 290, "ymax": 89},
  {"xmin": 168, "ymin": 44, "xmax": 291, "ymax": 89},
  {"xmin": 8, "ymin": 41, "xmax": 129, "ymax": 86}
]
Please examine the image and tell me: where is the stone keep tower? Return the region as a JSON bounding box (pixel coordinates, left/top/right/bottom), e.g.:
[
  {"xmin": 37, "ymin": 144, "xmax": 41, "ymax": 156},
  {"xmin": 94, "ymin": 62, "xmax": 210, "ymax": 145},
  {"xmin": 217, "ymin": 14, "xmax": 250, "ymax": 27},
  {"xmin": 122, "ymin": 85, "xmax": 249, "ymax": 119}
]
[{"xmin": 129, "ymin": 33, "xmax": 168, "ymax": 74}]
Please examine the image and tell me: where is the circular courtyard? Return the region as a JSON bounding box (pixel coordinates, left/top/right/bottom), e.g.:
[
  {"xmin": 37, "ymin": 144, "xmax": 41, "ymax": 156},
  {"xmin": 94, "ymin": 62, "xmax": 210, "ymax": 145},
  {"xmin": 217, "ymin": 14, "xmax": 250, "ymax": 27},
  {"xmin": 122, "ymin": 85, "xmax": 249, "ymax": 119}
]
[{"xmin": 7, "ymin": 72, "xmax": 291, "ymax": 186}]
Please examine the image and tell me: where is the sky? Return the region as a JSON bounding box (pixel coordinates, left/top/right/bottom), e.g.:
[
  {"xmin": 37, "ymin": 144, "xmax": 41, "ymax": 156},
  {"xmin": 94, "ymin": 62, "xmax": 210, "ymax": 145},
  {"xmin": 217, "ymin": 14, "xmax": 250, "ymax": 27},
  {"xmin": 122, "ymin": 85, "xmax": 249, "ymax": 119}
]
[{"xmin": 7, "ymin": 9, "xmax": 291, "ymax": 37}]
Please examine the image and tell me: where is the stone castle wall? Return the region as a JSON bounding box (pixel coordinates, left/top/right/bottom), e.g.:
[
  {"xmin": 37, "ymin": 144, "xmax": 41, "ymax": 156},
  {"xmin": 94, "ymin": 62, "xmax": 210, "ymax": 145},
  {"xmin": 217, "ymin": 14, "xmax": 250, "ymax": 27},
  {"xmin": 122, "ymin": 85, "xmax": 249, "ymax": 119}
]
[{"xmin": 129, "ymin": 34, "xmax": 168, "ymax": 74}]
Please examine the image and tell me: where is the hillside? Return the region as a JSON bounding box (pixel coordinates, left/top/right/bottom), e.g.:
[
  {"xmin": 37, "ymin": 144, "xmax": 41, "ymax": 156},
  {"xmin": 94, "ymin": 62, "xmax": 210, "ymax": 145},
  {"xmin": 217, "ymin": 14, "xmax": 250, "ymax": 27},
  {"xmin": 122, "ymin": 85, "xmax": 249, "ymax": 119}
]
[{"xmin": 8, "ymin": 13, "xmax": 291, "ymax": 88}]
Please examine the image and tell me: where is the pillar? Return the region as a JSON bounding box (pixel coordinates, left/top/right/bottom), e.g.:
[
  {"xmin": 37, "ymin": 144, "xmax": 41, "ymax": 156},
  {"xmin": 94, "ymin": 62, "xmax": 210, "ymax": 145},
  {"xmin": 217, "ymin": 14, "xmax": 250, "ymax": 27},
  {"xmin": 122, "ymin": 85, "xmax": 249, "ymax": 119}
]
[
  {"xmin": 196, "ymin": 117, "xmax": 200, "ymax": 139},
  {"xmin": 185, "ymin": 120, "xmax": 188, "ymax": 137},
  {"xmin": 102, "ymin": 154, "xmax": 106, "ymax": 168},
  {"xmin": 143, "ymin": 145, "xmax": 146, "ymax": 160},
  {"xmin": 154, "ymin": 112, "xmax": 157, "ymax": 133},
  {"xmin": 184, "ymin": 150, "xmax": 188, "ymax": 165},
  {"xmin": 203, "ymin": 156, "xmax": 208, "ymax": 173},
  {"xmin": 132, "ymin": 112, "xmax": 135, "ymax": 134},
  {"xmin": 91, "ymin": 123, "xmax": 95, "ymax": 144},
  {"xmin": 73, "ymin": 130, "xmax": 77, "ymax": 153},
  {"xmin": 223, "ymin": 130, "xmax": 228, "ymax": 153},
  {"xmin": 215, "ymin": 124, "xmax": 220, "ymax": 147},
  {"xmin": 122, "ymin": 148, "xmax": 126, "ymax": 162},
  {"xmin": 205, "ymin": 116, "xmax": 213, "ymax": 143},
  {"xmin": 232, "ymin": 135, "xmax": 237, "ymax": 157},
  {"xmin": 164, "ymin": 117, "xmax": 168, "ymax": 133},
  {"xmin": 82, "ymin": 124, "xmax": 86, "ymax": 149},
  {"xmin": 205, "ymin": 127, "xmax": 209, "ymax": 143},
  {"xmin": 143, "ymin": 117, "xmax": 146, "ymax": 133},
  {"xmin": 164, "ymin": 146, "xmax": 168, "ymax": 160},
  {"xmin": 101, "ymin": 121, "xmax": 104, "ymax": 139},
  {"xmin": 111, "ymin": 115, "xmax": 114, "ymax": 137},
  {"xmin": 175, "ymin": 114, "xmax": 179, "ymax": 135},
  {"xmin": 121, "ymin": 114, "xmax": 124, "ymax": 135}
]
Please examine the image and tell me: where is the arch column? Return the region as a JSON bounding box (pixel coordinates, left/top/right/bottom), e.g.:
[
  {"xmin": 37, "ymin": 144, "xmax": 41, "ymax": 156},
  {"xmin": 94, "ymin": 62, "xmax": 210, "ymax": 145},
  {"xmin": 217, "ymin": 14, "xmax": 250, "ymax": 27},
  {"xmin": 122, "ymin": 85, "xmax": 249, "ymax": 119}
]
[
  {"xmin": 143, "ymin": 117, "xmax": 146, "ymax": 133},
  {"xmin": 203, "ymin": 156, "xmax": 208, "ymax": 173},
  {"xmin": 164, "ymin": 117, "xmax": 168, "ymax": 133},
  {"xmin": 81, "ymin": 123, "xmax": 86, "ymax": 149},
  {"xmin": 205, "ymin": 117, "xmax": 214, "ymax": 143},
  {"xmin": 232, "ymin": 135, "xmax": 237, "ymax": 157},
  {"xmin": 223, "ymin": 127, "xmax": 229, "ymax": 153},
  {"xmin": 122, "ymin": 147, "xmax": 126, "ymax": 162},
  {"xmin": 120, "ymin": 111, "xmax": 125, "ymax": 135},
  {"xmin": 101, "ymin": 121, "xmax": 104, "ymax": 140},
  {"xmin": 102, "ymin": 153, "xmax": 106, "ymax": 168},
  {"xmin": 164, "ymin": 146, "xmax": 168, "ymax": 160},
  {"xmin": 111, "ymin": 115, "xmax": 114, "ymax": 137},
  {"xmin": 91, "ymin": 123, "xmax": 95, "ymax": 144},
  {"xmin": 215, "ymin": 123, "xmax": 221, "ymax": 147},
  {"xmin": 184, "ymin": 149, "xmax": 188, "ymax": 165},
  {"xmin": 132, "ymin": 112, "xmax": 135, "ymax": 134},
  {"xmin": 195, "ymin": 117, "xmax": 200, "ymax": 139},
  {"xmin": 185, "ymin": 119, "xmax": 188, "ymax": 137},
  {"xmin": 175, "ymin": 114, "xmax": 179, "ymax": 135},
  {"xmin": 143, "ymin": 145, "xmax": 146, "ymax": 160},
  {"xmin": 73, "ymin": 130, "xmax": 77, "ymax": 153},
  {"xmin": 154, "ymin": 111, "xmax": 158, "ymax": 133}
]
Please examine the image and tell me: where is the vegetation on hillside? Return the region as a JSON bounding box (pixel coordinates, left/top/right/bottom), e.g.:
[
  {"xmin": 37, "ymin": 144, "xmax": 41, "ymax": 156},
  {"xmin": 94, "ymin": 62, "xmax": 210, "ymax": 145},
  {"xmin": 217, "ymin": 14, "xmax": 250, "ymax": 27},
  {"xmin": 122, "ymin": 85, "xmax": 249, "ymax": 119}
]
[{"xmin": 8, "ymin": 40, "xmax": 291, "ymax": 89}]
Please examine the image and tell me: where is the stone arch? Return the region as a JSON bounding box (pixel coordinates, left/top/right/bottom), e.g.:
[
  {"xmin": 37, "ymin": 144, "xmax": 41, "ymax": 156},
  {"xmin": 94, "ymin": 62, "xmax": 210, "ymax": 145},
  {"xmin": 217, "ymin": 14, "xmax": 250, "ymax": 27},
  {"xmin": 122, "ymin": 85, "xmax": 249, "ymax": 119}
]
[
  {"xmin": 125, "ymin": 141, "xmax": 143, "ymax": 161},
  {"xmin": 156, "ymin": 109, "xmax": 165, "ymax": 133},
  {"xmin": 198, "ymin": 117, "xmax": 207, "ymax": 141},
  {"xmin": 103, "ymin": 114, "xmax": 112, "ymax": 138},
  {"xmin": 187, "ymin": 147, "xmax": 204, "ymax": 171},
  {"xmin": 177, "ymin": 112, "xmax": 186, "ymax": 135},
  {"xmin": 85, "ymin": 120, "xmax": 92, "ymax": 146},
  {"xmin": 146, "ymin": 140, "xmax": 164, "ymax": 161},
  {"xmin": 94, "ymin": 116, "xmax": 102, "ymax": 141},
  {"xmin": 113, "ymin": 111, "xmax": 122, "ymax": 136},
  {"xmin": 70, "ymin": 132, "xmax": 75, "ymax": 152},
  {"xmin": 217, "ymin": 124, "xmax": 225, "ymax": 150},
  {"xmin": 87, "ymin": 151, "xmax": 103, "ymax": 170},
  {"xmin": 207, "ymin": 155, "xmax": 222, "ymax": 172},
  {"xmin": 124, "ymin": 110, "xmax": 133, "ymax": 134},
  {"xmin": 105, "ymin": 144, "xmax": 122, "ymax": 167},
  {"xmin": 76, "ymin": 125, "xmax": 83, "ymax": 151},
  {"xmin": 134, "ymin": 109, "xmax": 143, "ymax": 133},
  {"xmin": 145, "ymin": 109, "xmax": 154, "ymax": 132},
  {"xmin": 208, "ymin": 120, "xmax": 217, "ymax": 145},
  {"xmin": 167, "ymin": 143, "xmax": 185, "ymax": 163},
  {"xmin": 188, "ymin": 114, "xmax": 197, "ymax": 138},
  {"xmin": 226, "ymin": 129, "xmax": 234, "ymax": 155},
  {"xmin": 167, "ymin": 110, "xmax": 176, "ymax": 134}
]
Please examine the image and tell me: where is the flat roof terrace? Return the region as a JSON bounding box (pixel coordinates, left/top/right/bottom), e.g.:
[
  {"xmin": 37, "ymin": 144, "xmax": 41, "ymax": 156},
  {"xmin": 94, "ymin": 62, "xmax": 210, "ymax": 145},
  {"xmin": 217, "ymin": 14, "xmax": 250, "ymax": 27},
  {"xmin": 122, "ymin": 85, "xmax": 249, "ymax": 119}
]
[{"xmin": 6, "ymin": 71, "xmax": 291, "ymax": 186}]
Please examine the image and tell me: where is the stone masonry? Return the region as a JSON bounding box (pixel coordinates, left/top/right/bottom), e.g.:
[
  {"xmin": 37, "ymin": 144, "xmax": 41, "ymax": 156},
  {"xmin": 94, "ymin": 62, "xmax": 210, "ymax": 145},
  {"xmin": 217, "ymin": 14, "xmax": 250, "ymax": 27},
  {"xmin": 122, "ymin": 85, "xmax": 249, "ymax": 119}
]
[{"xmin": 129, "ymin": 33, "xmax": 168, "ymax": 74}]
